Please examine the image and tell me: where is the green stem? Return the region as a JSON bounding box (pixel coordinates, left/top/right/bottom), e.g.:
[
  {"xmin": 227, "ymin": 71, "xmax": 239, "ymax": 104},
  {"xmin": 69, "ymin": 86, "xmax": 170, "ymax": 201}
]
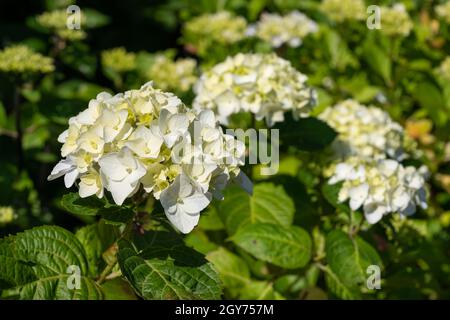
[
  {"xmin": 314, "ymin": 262, "xmax": 328, "ymax": 273},
  {"xmin": 96, "ymin": 262, "xmax": 117, "ymax": 285},
  {"xmin": 96, "ymin": 213, "xmax": 137, "ymax": 284},
  {"xmin": 50, "ymin": 35, "xmax": 66, "ymax": 58},
  {"xmin": 349, "ymin": 210, "xmax": 355, "ymax": 237},
  {"xmin": 1, "ymin": 287, "xmax": 20, "ymax": 299},
  {"xmin": 105, "ymin": 270, "xmax": 122, "ymax": 281}
]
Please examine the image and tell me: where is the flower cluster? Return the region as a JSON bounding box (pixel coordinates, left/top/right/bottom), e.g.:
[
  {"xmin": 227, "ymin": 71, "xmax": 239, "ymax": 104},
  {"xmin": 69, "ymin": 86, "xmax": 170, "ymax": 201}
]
[
  {"xmin": 146, "ymin": 54, "xmax": 197, "ymax": 93},
  {"xmin": 36, "ymin": 10, "xmax": 86, "ymax": 41},
  {"xmin": 319, "ymin": 100, "xmax": 407, "ymax": 161},
  {"xmin": 325, "ymin": 157, "xmax": 428, "ymax": 224},
  {"xmin": 48, "ymin": 82, "xmax": 251, "ymax": 233},
  {"xmin": 101, "ymin": 47, "xmax": 136, "ymax": 73},
  {"xmin": 182, "ymin": 11, "xmax": 247, "ymax": 55},
  {"xmin": 320, "ymin": 0, "xmax": 366, "ymax": 23},
  {"xmin": 247, "ymin": 11, "xmax": 318, "ymax": 48},
  {"xmin": 437, "ymin": 56, "xmax": 450, "ymax": 82},
  {"xmin": 436, "ymin": 1, "xmax": 450, "ymax": 24},
  {"xmin": 380, "ymin": 4, "xmax": 413, "ymax": 37},
  {"xmin": 0, "ymin": 45, "xmax": 54, "ymax": 74},
  {"xmin": 193, "ymin": 53, "xmax": 316, "ymax": 126},
  {"xmin": 321, "ymin": 100, "xmax": 429, "ymax": 223}
]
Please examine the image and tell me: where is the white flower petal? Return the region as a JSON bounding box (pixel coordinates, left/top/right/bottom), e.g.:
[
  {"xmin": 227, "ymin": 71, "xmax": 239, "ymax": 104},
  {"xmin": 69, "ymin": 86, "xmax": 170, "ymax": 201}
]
[
  {"xmin": 48, "ymin": 159, "xmax": 75, "ymax": 181},
  {"xmin": 348, "ymin": 183, "xmax": 369, "ymax": 211},
  {"xmin": 392, "ymin": 187, "xmax": 411, "ymax": 211},
  {"xmin": 379, "ymin": 159, "xmax": 399, "ymax": 177},
  {"xmin": 64, "ymin": 169, "xmax": 79, "ymax": 188},
  {"xmin": 166, "ymin": 207, "xmax": 200, "ymax": 234},
  {"xmin": 363, "ymin": 203, "xmax": 387, "ymax": 224},
  {"xmin": 182, "ymin": 191, "xmax": 211, "ymax": 214},
  {"xmin": 98, "ymin": 154, "xmax": 128, "ymax": 181},
  {"xmin": 106, "ymin": 180, "xmax": 136, "ymax": 205}
]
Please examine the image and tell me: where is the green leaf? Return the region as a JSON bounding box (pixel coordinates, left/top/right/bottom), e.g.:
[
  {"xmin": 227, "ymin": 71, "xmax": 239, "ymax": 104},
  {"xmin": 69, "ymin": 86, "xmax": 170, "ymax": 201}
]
[
  {"xmin": 337, "ymin": 73, "xmax": 380, "ymax": 103},
  {"xmin": 198, "ymin": 206, "xmax": 225, "ymax": 231},
  {"xmin": 15, "ymin": 226, "xmax": 89, "ymax": 274},
  {"xmin": 21, "ymin": 88, "xmax": 41, "ymax": 103},
  {"xmin": 227, "ymin": 112, "xmax": 253, "ymax": 130},
  {"xmin": 321, "ymin": 182, "xmax": 350, "ymax": 213},
  {"xmin": 207, "ymin": 247, "xmax": 250, "ymax": 298},
  {"xmin": 362, "ymin": 39, "xmax": 391, "ymax": 84},
  {"xmin": 0, "ymin": 237, "xmax": 36, "ymax": 290},
  {"xmin": 61, "ymin": 192, "xmax": 106, "ymax": 216},
  {"xmin": 61, "ymin": 193, "xmax": 135, "ymax": 225},
  {"xmin": 56, "ymin": 80, "xmax": 107, "ymax": 102},
  {"xmin": 23, "ymin": 126, "xmax": 50, "ymax": 150},
  {"xmin": 413, "ymin": 81, "xmax": 447, "ymax": 127},
  {"xmin": 75, "ymin": 222, "xmax": 119, "ymax": 277},
  {"xmin": 274, "ymin": 265, "xmax": 320, "ymax": 297},
  {"xmin": 98, "ymin": 206, "xmax": 135, "ymax": 225},
  {"xmin": 324, "ymin": 28, "xmax": 359, "ymax": 71},
  {"xmin": 231, "ymin": 223, "xmax": 312, "ymax": 269},
  {"xmin": 19, "ymin": 274, "xmax": 103, "ymax": 300},
  {"xmin": 217, "ymin": 183, "xmax": 295, "ymax": 236},
  {"xmin": 117, "ymin": 231, "xmax": 222, "ymax": 300},
  {"xmin": 184, "ymin": 230, "xmax": 218, "ymax": 255},
  {"xmin": 323, "ymin": 266, "xmax": 360, "ymax": 300},
  {"xmin": 83, "ymin": 8, "xmax": 111, "ymax": 28},
  {"xmin": 2, "ymin": 226, "xmax": 103, "ymax": 300},
  {"xmin": 275, "ymin": 117, "xmax": 337, "ymax": 151},
  {"xmin": 101, "ymin": 278, "xmax": 138, "ymax": 300},
  {"xmin": 326, "ymin": 230, "xmax": 381, "ymax": 289},
  {"xmin": 247, "ymin": 0, "xmax": 268, "ymax": 20},
  {"xmin": 239, "ymin": 280, "xmax": 285, "ymax": 300},
  {"xmin": 103, "ymin": 66, "xmax": 123, "ymax": 87},
  {"xmin": 61, "ymin": 48, "xmax": 97, "ymax": 78},
  {"xmin": 0, "ymin": 101, "xmax": 7, "ymax": 128}
]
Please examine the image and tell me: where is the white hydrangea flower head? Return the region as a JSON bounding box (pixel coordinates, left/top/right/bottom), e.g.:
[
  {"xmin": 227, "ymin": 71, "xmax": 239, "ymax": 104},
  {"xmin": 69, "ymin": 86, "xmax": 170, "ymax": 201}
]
[
  {"xmin": 319, "ymin": 100, "xmax": 407, "ymax": 161},
  {"xmin": 248, "ymin": 11, "xmax": 318, "ymax": 48},
  {"xmin": 436, "ymin": 1, "xmax": 450, "ymax": 24},
  {"xmin": 380, "ymin": 4, "xmax": 413, "ymax": 37},
  {"xmin": 48, "ymin": 82, "xmax": 251, "ymax": 234},
  {"xmin": 320, "ymin": 0, "xmax": 366, "ymax": 23},
  {"xmin": 193, "ymin": 53, "xmax": 316, "ymax": 126},
  {"xmin": 326, "ymin": 157, "xmax": 428, "ymax": 224}
]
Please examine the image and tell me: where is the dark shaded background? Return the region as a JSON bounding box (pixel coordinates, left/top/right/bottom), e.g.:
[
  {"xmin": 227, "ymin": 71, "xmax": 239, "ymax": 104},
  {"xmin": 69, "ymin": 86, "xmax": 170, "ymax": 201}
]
[
  {"xmin": 0, "ymin": 0, "xmax": 179, "ymax": 51},
  {"xmin": 0, "ymin": 0, "xmax": 183, "ymax": 235}
]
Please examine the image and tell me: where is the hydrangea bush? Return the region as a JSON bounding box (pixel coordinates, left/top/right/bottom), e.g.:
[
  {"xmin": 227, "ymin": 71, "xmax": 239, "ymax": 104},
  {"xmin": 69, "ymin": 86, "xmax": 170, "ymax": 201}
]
[{"xmin": 48, "ymin": 82, "xmax": 250, "ymax": 233}]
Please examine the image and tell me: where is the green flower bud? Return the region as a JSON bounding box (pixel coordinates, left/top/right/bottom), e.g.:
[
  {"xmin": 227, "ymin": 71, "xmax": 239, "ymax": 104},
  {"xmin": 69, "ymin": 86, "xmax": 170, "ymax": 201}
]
[{"xmin": 0, "ymin": 45, "xmax": 54, "ymax": 74}]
